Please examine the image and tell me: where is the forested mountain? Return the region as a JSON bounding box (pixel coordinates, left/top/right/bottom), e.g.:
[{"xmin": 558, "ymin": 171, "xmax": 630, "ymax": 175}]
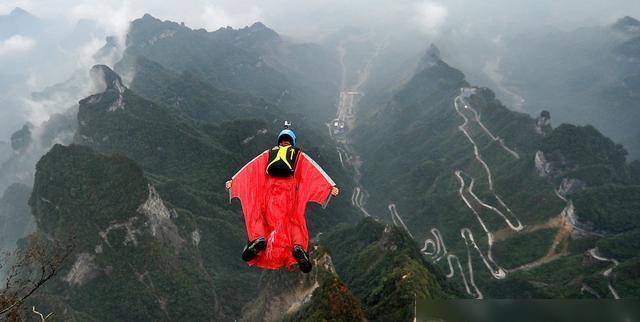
[
  {"xmin": 120, "ymin": 14, "xmax": 341, "ymax": 120},
  {"xmin": 352, "ymin": 45, "xmax": 640, "ymax": 299},
  {"xmin": 0, "ymin": 15, "xmax": 455, "ymax": 321}
]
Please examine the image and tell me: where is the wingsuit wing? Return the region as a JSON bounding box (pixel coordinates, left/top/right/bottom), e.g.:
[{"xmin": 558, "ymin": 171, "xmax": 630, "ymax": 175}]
[
  {"xmin": 295, "ymin": 152, "xmax": 335, "ymax": 207},
  {"xmin": 229, "ymin": 151, "xmax": 269, "ymax": 241},
  {"xmin": 288, "ymin": 152, "xmax": 336, "ymax": 250}
]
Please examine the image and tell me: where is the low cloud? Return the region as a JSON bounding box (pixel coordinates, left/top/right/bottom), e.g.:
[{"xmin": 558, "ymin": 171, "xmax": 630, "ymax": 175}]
[
  {"xmin": 200, "ymin": 4, "xmax": 262, "ymax": 31},
  {"xmin": 414, "ymin": 2, "xmax": 448, "ymax": 35},
  {"xmin": 67, "ymin": 1, "xmax": 133, "ymax": 49},
  {"xmin": 0, "ymin": 35, "xmax": 36, "ymax": 56}
]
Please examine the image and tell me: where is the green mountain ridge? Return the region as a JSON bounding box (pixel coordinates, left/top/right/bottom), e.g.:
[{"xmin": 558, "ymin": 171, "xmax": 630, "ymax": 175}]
[
  {"xmin": 123, "ymin": 14, "xmax": 340, "ymax": 120},
  {"xmin": 351, "ymin": 46, "xmax": 640, "ymax": 299},
  {"xmin": 320, "ymin": 218, "xmax": 458, "ymax": 321},
  {"xmin": 10, "ymin": 17, "xmax": 456, "ymax": 318},
  {"xmin": 17, "ymin": 53, "xmax": 367, "ymax": 319},
  {"xmin": 28, "ymin": 144, "xmax": 225, "ymax": 320}
]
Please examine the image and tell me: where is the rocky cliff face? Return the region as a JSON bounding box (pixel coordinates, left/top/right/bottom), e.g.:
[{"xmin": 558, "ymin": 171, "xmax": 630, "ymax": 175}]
[
  {"xmin": 86, "ymin": 64, "xmax": 126, "ymax": 112},
  {"xmin": 28, "ymin": 144, "xmax": 225, "ymax": 320},
  {"xmin": 534, "ymin": 110, "xmax": 552, "ymax": 135},
  {"xmin": 241, "ymin": 249, "xmax": 365, "ymax": 322}
]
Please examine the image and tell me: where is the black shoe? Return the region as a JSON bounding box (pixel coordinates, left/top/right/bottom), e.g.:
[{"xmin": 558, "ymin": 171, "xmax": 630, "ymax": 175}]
[
  {"xmin": 292, "ymin": 244, "xmax": 312, "ymax": 273},
  {"xmin": 242, "ymin": 237, "xmax": 266, "ymax": 262}
]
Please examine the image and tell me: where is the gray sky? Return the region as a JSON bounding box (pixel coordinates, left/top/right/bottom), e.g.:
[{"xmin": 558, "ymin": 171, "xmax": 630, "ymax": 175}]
[{"xmin": 3, "ymin": 0, "xmax": 640, "ymax": 40}]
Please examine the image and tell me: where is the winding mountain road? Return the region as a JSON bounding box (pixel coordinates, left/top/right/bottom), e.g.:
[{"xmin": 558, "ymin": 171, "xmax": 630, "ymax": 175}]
[
  {"xmin": 465, "ymin": 103, "xmax": 520, "ymax": 159},
  {"xmin": 330, "ymin": 35, "xmax": 381, "ymax": 219},
  {"xmin": 587, "ymin": 248, "xmax": 621, "ymax": 299},
  {"xmin": 416, "ymin": 88, "xmax": 535, "ymax": 296},
  {"xmin": 455, "ymin": 172, "xmax": 507, "ymax": 280},
  {"xmin": 467, "ymin": 176, "xmax": 523, "ymax": 231},
  {"xmin": 454, "ymin": 90, "xmax": 525, "ymax": 230},
  {"xmin": 388, "ymin": 204, "xmax": 414, "ymax": 238},
  {"xmin": 420, "ymin": 227, "xmax": 482, "ymax": 299},
  {"xmin": 581, "ymin": 283, "xmax": 602, "ymax": 299},
  {"xmin": 351, "ymin": 186, "xmax": 371, "ymax": 217},
  {"xmin": 332, "ymin": 39, "xmax": 580, "ymax": 300}
]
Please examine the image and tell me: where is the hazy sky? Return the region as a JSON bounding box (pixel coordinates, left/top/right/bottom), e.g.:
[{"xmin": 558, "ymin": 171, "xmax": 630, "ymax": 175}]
[{"xmin": 2, "ymin": 0, "xmax": 640, "ymax": 40}]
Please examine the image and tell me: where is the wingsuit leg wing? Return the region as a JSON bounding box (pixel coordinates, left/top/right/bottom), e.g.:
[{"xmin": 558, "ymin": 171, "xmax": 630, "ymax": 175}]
[
  {"xmin": 230, "ymin": 151, "xmax": 269, "ymax": 242},
  {"xmin": 290, "ymin": 153, "xmax": 335, "ymax": 250}
]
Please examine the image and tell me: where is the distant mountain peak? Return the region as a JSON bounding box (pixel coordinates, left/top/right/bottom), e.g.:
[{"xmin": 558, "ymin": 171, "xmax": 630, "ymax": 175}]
[
  {"xmin": 90, "ymin": 65, "xmax": 124, "ymax": 91},
  {"xmin": 535, "ymin": 110, "xmax": 552, "ymax": 135},
  {"xmin": 10, "ymin": 122, "xmax": 34, "ymax": 152},
  {"xmin": 418, "ymin": 43, "xmax": 442, "ymax": 69},
  {"xmin": 612, "ymin": 16, "xmax": 640, "ymax": 33},
  {"xmin": 241, "ymin": 21, "xmax": 279, "ymax": 39},
  {"xmin": 250, "ymin": 21, "xmax": 267, "ymax": 29},
  {"xmin": 10, "ymin": 7, "xmax": 31, "ymax": 16},
  {"xmin": 86, "ymin": 65, "xmax": 126, "ymax": 112},
  {"xmin": 141, "ymin": 13, "xmax": 159, "ymax": 22},
  {"xmin": 426, "ymin": 43, "xmax": 441, "ymax": 59}
]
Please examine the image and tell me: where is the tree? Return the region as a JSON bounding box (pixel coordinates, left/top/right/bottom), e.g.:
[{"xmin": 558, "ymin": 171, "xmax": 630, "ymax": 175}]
[{"xmin": 0, "ymin": 235, "xmax": 73, "ymax": 321}]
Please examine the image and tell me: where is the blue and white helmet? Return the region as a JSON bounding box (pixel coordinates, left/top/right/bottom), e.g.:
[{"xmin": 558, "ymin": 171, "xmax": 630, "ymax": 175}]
[{"xmin": 277, "ymin": 129, "xmax": 297, "ymax": 147}]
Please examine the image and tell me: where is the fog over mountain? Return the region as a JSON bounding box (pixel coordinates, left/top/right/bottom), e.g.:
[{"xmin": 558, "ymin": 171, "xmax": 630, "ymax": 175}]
[{"xmin": 1, "ymin": 0, "xmax": 640, "ymax": 140}]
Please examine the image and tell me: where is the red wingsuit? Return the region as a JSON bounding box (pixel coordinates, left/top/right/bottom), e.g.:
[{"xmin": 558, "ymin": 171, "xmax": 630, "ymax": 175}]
[{"xmin": 229, "ymin": 150, "xmax": 335, "ymax": 270}]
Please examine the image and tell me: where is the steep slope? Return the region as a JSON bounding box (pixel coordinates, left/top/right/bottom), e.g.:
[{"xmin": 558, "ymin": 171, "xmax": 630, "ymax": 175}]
[
  {"xmin": 352, "ymin": 47, "xmax": 640, "ymax": 299},
  {"xmin": 321, "ymin": 218, "xmax": 457, "ymax": 321},
  {"xmin": 116, "ymin": 55, "xmax": 280, "ymax": 124},
  {"xmin": 72, "ymin": 65, "xmax": 270, "ymax": 317},
  {"xmin": 241, "ymin": 218, "xmax": 456, "ymax": 322},
  {"xmin": 27, "ymin": 144, "xmax": 224, "ymax": 320},
  {"xmin": 122, "ymin": 14, "xmax": 339, "ymax": 120},
  {"xmin": 77, "ymin": 63, "xmax": 358, "ymax": 231},
  {"xmin": 5, "ymin": 15, "xmax": 461, "ymax": 319},
  {"xmin": 124, "ymin": 14, "xmax": 286, "ymax": 99},
  {"xmin": 241, "ymin": 249, "xmax": 365, "ymax": 322},
  {"xmin": 64, "ymin": 64, "xmax": 360, "ymax": 318},
  {"xmin": 75, "ymin": 65, "xmax": 244, "ymax": 182}
]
